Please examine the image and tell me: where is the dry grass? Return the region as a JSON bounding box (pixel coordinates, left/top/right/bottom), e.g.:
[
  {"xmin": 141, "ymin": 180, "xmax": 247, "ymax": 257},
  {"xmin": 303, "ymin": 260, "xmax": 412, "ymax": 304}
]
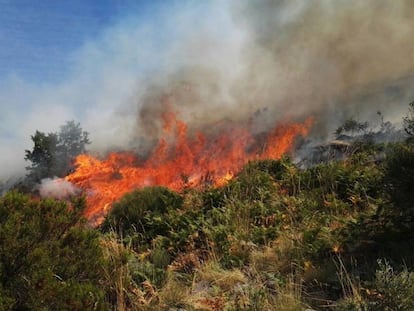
[
  {"xmin": 196, "ymin": 261, "xmax": 247, "ymax": 292},
  {"xmin": 101, "ymin": 233, "xmax": 147, "ymax": 311},
  {"xmin": 154, "ymin": 273, "xmax": 192, "ymax": 310}
]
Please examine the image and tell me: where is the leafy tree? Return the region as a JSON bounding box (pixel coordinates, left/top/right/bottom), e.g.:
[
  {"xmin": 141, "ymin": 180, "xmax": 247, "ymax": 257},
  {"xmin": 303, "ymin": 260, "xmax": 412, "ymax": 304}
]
[
  {"xmin": 57, "ymin": 120, "xmax": 90, "ymax": 163},
  {"xmin": 25, "ymin": 121, "xmax": 90, "ymax": 182},
  {"xmin": 24, "ymin": 131, "xmax": 59, "ymax": 182},
  {"xmin": 0, "ymin": 192, "xmax": 108, "ymax": 310}
]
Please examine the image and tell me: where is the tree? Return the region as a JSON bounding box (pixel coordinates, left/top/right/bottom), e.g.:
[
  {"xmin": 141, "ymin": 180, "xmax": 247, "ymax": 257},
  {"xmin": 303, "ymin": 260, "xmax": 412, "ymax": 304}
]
[
  {"xmin": 335, "ymin": 117, "xmax": 369, "ymax": 137},
  {"xmin": 403, "ymin": 101, "xmax": 414, "ymax": 141},
  {"xmin": 58, "ymin": 120, "xmax": 90, "ymax": 161},
  {"xmin": 24, "ymin": 131, "xmax": 59, "ymax": 182},
  {"xmin": 377, "ymin": 110, "xmax": 395, "ymax": 134},
  {"xmin": 25, "ymin": 121, "xmax": 90, "ymax": 182}
]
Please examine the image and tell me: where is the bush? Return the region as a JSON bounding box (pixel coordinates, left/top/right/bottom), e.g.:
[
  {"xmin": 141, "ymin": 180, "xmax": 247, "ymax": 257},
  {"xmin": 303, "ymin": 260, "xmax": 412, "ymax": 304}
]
[
  {"xmin": 383, "ymin": 144, "xmax": 414, "ymax": 214},
  {"xmin": 101, "ymin": 186, "xmax": 183, "ymax": 250},
  {"xmin": 371, "ymin": 260, "xmax": 414, "ymax": 310},
  {"xmin": 337, "ymin": 260, "xmax": 414, "ymax": 311},
  {"xmin": 0, "ymin": 192, "xmax": 107, "ymax": 310}
]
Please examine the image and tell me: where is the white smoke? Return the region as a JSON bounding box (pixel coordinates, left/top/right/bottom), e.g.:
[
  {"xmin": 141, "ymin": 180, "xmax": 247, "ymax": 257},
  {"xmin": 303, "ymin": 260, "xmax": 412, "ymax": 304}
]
[{"xmin": 38, "ymin": 178, "xmax": 79, "ymax": 199}]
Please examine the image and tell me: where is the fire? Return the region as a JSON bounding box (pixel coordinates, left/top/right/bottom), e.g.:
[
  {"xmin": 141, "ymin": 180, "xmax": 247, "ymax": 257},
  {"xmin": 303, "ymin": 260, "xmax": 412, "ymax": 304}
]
[{"xmin": 66, "ymin": 113, "xmax": 313, "ymax": 224}]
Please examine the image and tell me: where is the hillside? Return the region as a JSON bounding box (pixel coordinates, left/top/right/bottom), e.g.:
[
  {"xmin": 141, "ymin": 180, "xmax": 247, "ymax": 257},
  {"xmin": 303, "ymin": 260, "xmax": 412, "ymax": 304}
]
[{"xmin": 2, "ymin": 137, "xmax": 414, "ymax": 310}]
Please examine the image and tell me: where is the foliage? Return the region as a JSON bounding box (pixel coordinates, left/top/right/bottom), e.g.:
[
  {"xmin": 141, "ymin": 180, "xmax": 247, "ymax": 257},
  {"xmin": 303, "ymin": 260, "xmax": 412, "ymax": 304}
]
[
  {"xmin": 24, "ymin": 120, "xmax": 90, "ymax": 182},
  {"xmin": 403, "ymin": 101, "xmax": 414, "ymax": 139},
  {"xmin": 96, "ymin": 140, "xmax": 414, "ymax": 308},
  {"xmin": 101, "ymin": 186, "xmax": 184, "ymax": 251},
  {"xmin": 383, "ymin": 143, "xmax": 414, "ymax": 213},
  {"xmin": 24, "ymin": 130, "xmax": 59, "ymax": 182},
  {"xmin": 371, "ymin": 260, "xmax": 414, "ymax": 310},
  {"xmin": 101, "ymin": 233, "xmax": 146, "ymax": 310},
  {"xmin": 335, "ymin": 118, "xmax": 369, "ymax": 137},
  {"xmin": 0, "ymin": 192, "xmax": 107, "ymax": 310},
  {"xmin": 58, "ymin": 120, "xmax": 90, "ymax": 160},
  {"xmin": 336, "ymin": 260, "xmax": 414, "ymax": 311}
]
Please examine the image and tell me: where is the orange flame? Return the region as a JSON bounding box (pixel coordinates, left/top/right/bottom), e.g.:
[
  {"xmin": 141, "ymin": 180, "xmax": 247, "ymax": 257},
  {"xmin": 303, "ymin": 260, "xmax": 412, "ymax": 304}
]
[{"xmin": 66, "ymin": 113, "xmax": 313, "ymax": 224}]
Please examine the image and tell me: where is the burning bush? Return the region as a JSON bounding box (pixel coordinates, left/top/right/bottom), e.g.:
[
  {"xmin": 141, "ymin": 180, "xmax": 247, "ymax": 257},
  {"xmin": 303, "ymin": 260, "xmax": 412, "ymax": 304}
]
[{"xmin": 65, "ymin": 113, "xmax": 312, "ymax": 224}]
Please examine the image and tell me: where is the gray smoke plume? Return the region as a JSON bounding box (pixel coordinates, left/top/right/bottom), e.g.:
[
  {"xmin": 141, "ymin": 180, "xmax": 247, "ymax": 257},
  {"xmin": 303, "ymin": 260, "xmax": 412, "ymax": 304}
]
[
  {"xmin": 236, "ymin": 0, "xmax": 414, "ymax": 124},
  {"xmin": 131, "ymin": 0, "xmax": 414, "ymax": 145}
]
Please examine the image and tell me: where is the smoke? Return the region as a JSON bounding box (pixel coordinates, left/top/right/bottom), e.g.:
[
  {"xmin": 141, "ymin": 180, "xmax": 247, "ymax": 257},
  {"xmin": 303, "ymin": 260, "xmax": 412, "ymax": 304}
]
[
  {"xmin": 131, "ymin": 0, "xmax": 414, "ymax": 145},
  {"xmin": 38, "ymin": 178, "xmax": 79, "ymax": 199},
  {"xmin": 233, "ymin": 0, "xmax": 414, "ymax": 126},
  {"xmin": 2, "ymin": 1, "xmax": 414, "ymax": 182}
]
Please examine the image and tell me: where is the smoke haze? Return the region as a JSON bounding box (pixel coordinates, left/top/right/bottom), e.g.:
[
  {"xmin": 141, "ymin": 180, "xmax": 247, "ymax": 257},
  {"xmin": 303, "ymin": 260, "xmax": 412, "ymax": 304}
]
[
  {"xmin": 38, "ymin": 178, "xmax": 79, "ymax": 199},
  {"xmin": 2, "ymin": 0, "xmax": 414, "ymax": 181},
  {"xmin": 130, "ymin": 0, "xmax": 414, "ymax": 145}
]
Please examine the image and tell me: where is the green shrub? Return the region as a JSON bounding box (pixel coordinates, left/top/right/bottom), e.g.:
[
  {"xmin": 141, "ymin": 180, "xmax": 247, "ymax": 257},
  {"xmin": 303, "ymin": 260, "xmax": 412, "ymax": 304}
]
[
  {"xmin": 129, "ymin": 246, "xmax": 171, "ymax": 288},
  {"xmin": 383, "ymin": 144, "xmax": 414, "ymax": 214},
  {"xmin": 337, "ymin": 260, "xmax": 414, "ymax": 311},
  {"xmin": 371, "ymin": 260, "xmax": 414, "ymax": 310},
  {"xmin": 227, "ymin": 163, "xmax": 278, "ymax": 203},
  {"xmin": 243, "ymin": 158, "xmax": 291, "ymax": 181},
  {"xmin": 0, "ymin": 192, "xmax": 107, "ymax": 310},
  {"xmin": 101, "ymin": 186, "xmax": 183, "ymax": 249}
]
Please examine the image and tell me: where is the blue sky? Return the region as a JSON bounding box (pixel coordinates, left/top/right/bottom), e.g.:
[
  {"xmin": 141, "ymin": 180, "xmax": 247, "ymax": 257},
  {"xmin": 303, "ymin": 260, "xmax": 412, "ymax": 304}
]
[
  {"xmin": 0, "ymin": 0, "xmax": 180, "ymax": 179},
  {"xmin": 0, "ymin": 0, "xmax": 170, "ymax": 83}
]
